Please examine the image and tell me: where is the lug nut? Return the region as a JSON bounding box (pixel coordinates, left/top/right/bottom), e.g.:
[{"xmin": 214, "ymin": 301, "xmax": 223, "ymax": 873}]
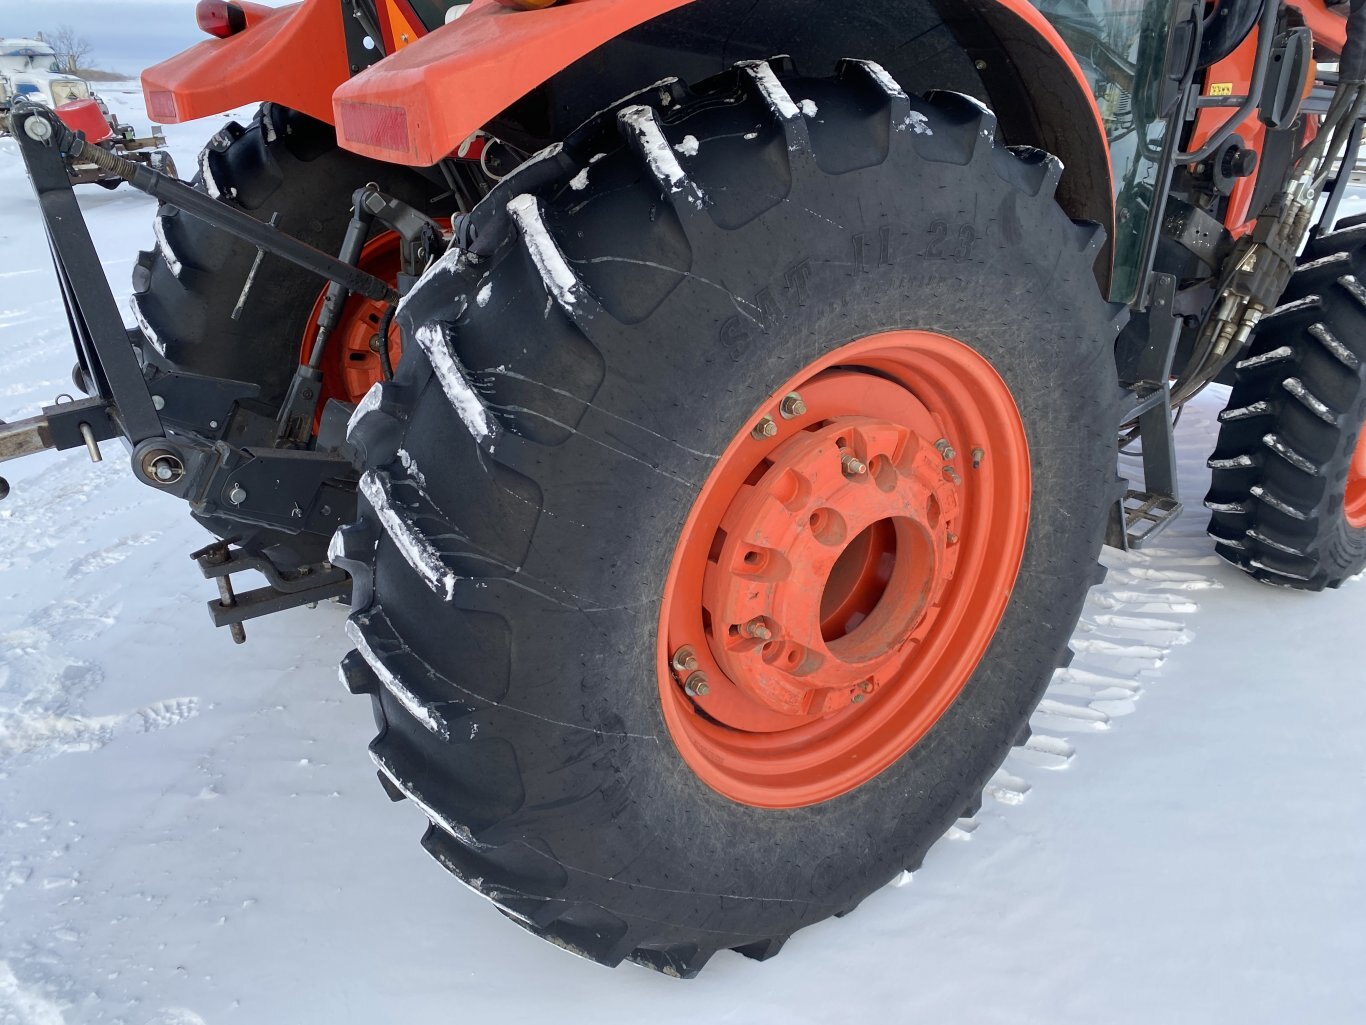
[
  {"xmin": 971, "ymin": 447, "xmax": 985, "ymax": 469},
  {"xmin": 368, "ymin": 334, "xmax": 384, "ymax": 353},
  {"xmin": 841, "ymin": 454, "xmax": 868, "ymax": 478},
  {"xmin": 935, "ymin": 438, "xmax": 956, "ymax": 461},
  {"xmin": 671, "ymin": 645, "xmax": 700, "ymax": 673},
  {"xmin": 946, "ymin": 532, "xmax": 959, "ymax": 546},
  {"xmin": 779, "ymin": 393, "xmax": 807, "ymax": 419},
  {"xmin": 943, "ymin": 466, "xmax": 962, "ymax": 486},
  {"xmin": 851, "ymin": 692, "xmax": 866, "ymax": 704},
  {"xmin": 684, "ymin": 672, "xmax": 711, "ymax": 697},
  {"xmin": 752, "ymin": 416, "xmax": 778, "ymax": 440},
  {"xmin": 744, "ymin": 618, "xmax": 772, "ymax": 641}
]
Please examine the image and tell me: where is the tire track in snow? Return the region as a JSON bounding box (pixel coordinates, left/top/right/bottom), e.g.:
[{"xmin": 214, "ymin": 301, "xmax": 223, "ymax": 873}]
[{"xmin": 926, "ymin": 530, "xmax": 1219, "ymax": 863}]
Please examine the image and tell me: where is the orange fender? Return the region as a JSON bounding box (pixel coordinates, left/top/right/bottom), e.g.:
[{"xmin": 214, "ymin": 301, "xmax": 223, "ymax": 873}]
[
  {"xmin": 334, "ymin": 0, "xmax": 694, "ymax": 165},
  {"xmin": 332, "ymin": 0, "xmax": 1109, "ymax": 236},
  {"xmin": 141, "ymin": 1, "xmax": 350, "ymax": 126}
]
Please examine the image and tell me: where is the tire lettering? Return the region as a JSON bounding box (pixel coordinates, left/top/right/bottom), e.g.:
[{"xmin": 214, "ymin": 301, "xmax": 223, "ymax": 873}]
[{"xmin": 924, "ymin": 220, "xmax": 948, "ymax": 259}]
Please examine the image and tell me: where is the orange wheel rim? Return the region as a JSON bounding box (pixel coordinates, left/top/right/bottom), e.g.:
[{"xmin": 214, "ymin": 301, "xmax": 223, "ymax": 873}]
[
  {"xmin": 657, "ymin": 331, "xmax": 1031, "ymax": 808},
  {"xmin": 1347, "ymin": 430, "xmax": 1366, "ymax": 529},
  {"xmin": 302, "ymin": 231, "xmax": 404, "ymax": 418}
]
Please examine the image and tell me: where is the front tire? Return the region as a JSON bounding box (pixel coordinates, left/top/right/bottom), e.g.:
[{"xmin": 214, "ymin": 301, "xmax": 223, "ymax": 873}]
[
  {"xmin": 337, "ymin": 60, "xmax": 1123, "ymax": 975},
  {"xmin": 1206, "ymin": 226, "xmax": 1366, "ymax": 589}
]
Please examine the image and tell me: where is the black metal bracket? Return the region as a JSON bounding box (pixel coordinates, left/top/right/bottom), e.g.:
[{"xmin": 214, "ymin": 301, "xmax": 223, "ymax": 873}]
[
  {"xmin": 193, "ymin": 539, "xmax": 351, "ymax": 644},
  {"xmin": 1111, "ymin": 273, "xmax": 1185, "ymax": 550},
  {"xmin": 12, "ymin": 109, "xmax": 165, "ymax": 447}
]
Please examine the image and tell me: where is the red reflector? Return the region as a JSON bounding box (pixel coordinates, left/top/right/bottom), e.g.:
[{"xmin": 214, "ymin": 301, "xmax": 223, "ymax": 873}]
[
  {"xmin": 196, "ymin": 0, "xmax": 247, "ymax": 39},
  {"xmin": 339, "ymin": 101, "xmax": 411, "ymax": 154},
  {"xmin": 147, "ymin": 90, "xmax": 178, "ymax": 122}
]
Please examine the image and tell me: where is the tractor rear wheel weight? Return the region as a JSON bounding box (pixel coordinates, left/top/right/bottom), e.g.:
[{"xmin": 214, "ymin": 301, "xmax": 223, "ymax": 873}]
[
  {"xmin": 1206, "ymin": 226, "xmax": 1366, "ymax": 589},
  {"xmin": 340, "ymin": 60, "xmax": 1123, "ymax": 975}
]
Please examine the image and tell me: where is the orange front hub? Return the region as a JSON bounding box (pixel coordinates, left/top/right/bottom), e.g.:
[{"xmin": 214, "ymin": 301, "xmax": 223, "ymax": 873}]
[
  {"xmin": 658, "ymin": 331, "xmax": 1031, "ymax": 808},
  {"xmin": 1347, "ymin": 430, "xmax": 1366, "ymax": 530}
]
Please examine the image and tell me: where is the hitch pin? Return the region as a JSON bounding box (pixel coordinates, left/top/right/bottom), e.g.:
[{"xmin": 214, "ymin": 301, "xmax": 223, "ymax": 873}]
[
  {"xmin": 78, "ymin": 422, "xmax": 102, "ymax": 463},
  {"xmin": 217, "ymin": 576, "xmax": 247, "ymax": 646}
]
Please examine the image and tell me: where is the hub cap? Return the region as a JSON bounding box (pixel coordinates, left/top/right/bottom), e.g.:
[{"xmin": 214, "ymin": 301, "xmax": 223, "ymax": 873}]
[{"xmin": 658, "ymin": 331, "xmax": 1031, "ymax": 808}]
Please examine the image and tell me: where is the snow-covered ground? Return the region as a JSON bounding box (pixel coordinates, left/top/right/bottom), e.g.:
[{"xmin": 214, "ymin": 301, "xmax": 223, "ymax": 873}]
[{"xmin": 1, "ymin": 84, "xmax": 1364, "ymax": 1024}]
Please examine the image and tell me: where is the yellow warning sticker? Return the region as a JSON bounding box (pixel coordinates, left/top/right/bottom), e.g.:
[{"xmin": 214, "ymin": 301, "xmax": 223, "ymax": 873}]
[{"xmin": 1209, "ymin": 83, "xmax": 1235, "ymax": 97}]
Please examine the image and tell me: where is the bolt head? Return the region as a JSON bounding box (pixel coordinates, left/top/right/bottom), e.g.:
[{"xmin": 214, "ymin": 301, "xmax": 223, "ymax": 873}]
[
  {"xmin": 671, "ymin": 645, "xmax": 700, "ymax": 673},
  {"xmin": 851, "ymin": 692, "xmax": 866, "ymax": 704},
  {"xmin": 227, "ymin": 484, "xmax": 247, "ymax": 506},
  {"xmin": 744, "ymin": 618, "xmax": 773, "ymax": 641},
  {"xmin": 779, "ymin": 393, "xmax": 807, "ymax": 419},
  {"xmin": 841, "ymin": 454, "xmax": 868, "ymax": 478},
  {"xmin": 752, "ymin": 416, "xmax": 778, "ymax": 440},
  {"xmin": 154, "ymin": 463, "xmax": 174, "ymax": 482},
  {"xmin": 971, "ymin": 447, "xmax": 985, "ymax": 469},
  {"xmin": 684, "ymin": 672, "xmax": 710, "ymax": 697}
]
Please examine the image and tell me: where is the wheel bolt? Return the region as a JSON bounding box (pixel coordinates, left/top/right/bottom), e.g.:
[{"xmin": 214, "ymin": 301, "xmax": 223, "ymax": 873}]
[
  {"xmin": 368, "ymin": 334, "xmax": 384, "ymax": 353},
  {"xmin": 971, "ymin": 447, "xmax": 985, "ymax": 469},
  {"xmin": 943, "ymin": 466, "xmax": 962, "ymax": 486},
  {"xmin": 684, "ymin": 672, "xmax": 710, "ymax": 697},
  {"xmin": 671, "ymin": 645, "xmax": 700, "ymax": 673},
  {"xmin": 935, "ymin": 438, "xmax": 956, "ymax": 461},
  {"xmin": 752, "ymin": 416, "xmax": 779, "ymax": 440},
  {"xmin": 744, "ymin": 618, "xmax": 772, "ymax": 641},
  {"xmin": 851, "ymin": 692, "xmax": 866, "ymax": 704},
  {"xmin": 779, "ymin": 393, "xmax": 807, "ymax": 419},
  {"xmin": 841, "ymin": 454, "xmax": 868, "ymax": 478},
  {"xmin": 947, "ymin": 532, "xmax": 959, "ymax": 546}
]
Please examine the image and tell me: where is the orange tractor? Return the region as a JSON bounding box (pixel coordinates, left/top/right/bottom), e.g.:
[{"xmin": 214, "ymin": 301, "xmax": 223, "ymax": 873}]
[{"xmin": 2, "ymin": 0, "xmax": 1365, "ymax": 975}]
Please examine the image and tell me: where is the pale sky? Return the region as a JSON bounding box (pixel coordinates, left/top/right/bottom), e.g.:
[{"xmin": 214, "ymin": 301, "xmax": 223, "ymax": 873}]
[{"xmin": 0, "ymin": 0, "xmax": 289, "ymax": 74}]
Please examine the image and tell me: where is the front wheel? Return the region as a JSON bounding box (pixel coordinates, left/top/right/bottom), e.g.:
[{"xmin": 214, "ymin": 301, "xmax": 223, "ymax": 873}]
[{"xmin": 337, "ymin": 59, "xmax": 1123, "ymax": 975}]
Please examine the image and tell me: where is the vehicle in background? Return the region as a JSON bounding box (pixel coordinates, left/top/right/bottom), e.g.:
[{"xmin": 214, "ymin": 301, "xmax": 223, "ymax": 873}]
[{"xmin": 1, "ymin": 37, "xmax": 175, "ymax": 187}]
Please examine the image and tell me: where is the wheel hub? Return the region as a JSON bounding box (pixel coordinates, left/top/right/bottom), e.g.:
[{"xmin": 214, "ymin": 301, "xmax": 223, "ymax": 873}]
[
  {"xmin": 658, "ymin": 331, "xmax": 1031, "ymax": 808},
  {"xmin": 1347, "ymin": 429, "xmax": 1366, "ymax": 529},
  {"xmin": 703, "ymin": 405, "xmax": 961, "ymax": 718}
]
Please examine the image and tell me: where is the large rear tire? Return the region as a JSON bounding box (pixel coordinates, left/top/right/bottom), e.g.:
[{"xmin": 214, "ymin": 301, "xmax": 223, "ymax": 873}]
[{"xmin": 336, "ymin": 60, "xmax": 1123, "ymax": 975}]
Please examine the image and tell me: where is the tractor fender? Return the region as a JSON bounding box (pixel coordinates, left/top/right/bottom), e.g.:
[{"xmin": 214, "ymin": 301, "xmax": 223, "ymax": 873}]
[
  {"xmin": 333, "ymin": 0, "xmax": 1112, "ymax": 280},
  {"xmin": 140, "ymin": 0, "xmax": 349, "ymax": 126}
]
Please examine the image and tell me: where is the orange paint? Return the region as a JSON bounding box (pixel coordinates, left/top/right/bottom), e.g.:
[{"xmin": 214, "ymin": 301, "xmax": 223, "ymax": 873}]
[
  {"xmin": 302, "ymin": 232, "xmax": 405, "ymax": 427},
  {"xmin": 657, "ymin": 332, "xmax": 1030, "ymax": 808},
  {"xmin": 333, "ymin": 0, "xmax": 1110, "ymax": 178},
  {"xmin": 380, "ymin": 0, "xmax": 427, "ymax": 53},
  {"xmin": 141, "ymin": 0, "xmax": 349, "ymax": 125},
  {"xmin": 1347, "ymin": 431, "xmax": 1366, "ymax": 530}
]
